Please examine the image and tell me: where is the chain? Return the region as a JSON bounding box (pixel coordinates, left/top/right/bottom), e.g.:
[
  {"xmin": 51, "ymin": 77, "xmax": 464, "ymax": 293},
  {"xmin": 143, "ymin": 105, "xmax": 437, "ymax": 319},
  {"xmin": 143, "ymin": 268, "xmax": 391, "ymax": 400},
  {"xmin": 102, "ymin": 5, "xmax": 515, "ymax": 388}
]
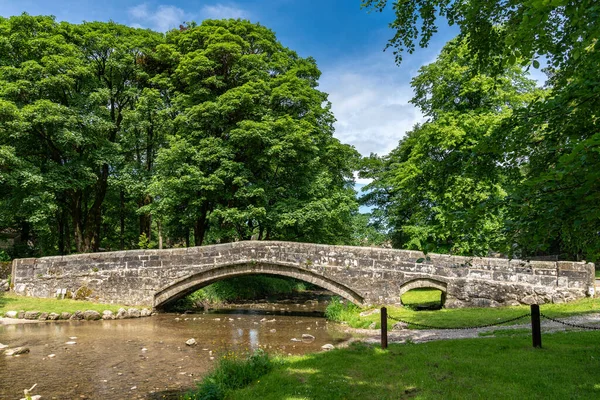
[
  {"xmin": 386, "ymin": 313, "xmax": 531, "ymax": 330},
  {"xmin": 540, "ymin": 314, "xmax": 600, "ymax": 331}
]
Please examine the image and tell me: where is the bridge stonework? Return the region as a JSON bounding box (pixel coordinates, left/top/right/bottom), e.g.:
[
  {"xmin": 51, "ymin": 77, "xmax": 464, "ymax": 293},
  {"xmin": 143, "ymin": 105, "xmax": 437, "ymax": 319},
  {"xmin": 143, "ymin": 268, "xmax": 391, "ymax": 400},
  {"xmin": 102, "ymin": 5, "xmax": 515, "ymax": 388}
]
[{"xmin": 11, "ymin": 241, "xmax": 595, "ymax": 308}]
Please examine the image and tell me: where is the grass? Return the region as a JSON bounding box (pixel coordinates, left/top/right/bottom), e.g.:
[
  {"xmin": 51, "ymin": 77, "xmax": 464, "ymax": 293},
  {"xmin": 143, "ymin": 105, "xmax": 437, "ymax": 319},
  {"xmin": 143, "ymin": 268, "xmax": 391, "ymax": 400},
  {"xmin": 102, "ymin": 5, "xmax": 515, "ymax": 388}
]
[
  {"xmin": 596, "ymin": 268, "xmax": 600, "ymax": 279},
  {"xmin": 182, "ymin": 349, "xmax": 278, "ymax": 400},
  {"xmin": 228, "ymin": 331, "xmax": 600, "ymax": 400},
  {"xmin": 0, "ymin": 292, "xmax": 137, "ymax": 316},
  {"xmin": 401, "ymin": 288, "xmax": 443, "ymax": 310},
  {"xmin": 325, "ymin": 291, "xmax": 600, "ymax": 329}
]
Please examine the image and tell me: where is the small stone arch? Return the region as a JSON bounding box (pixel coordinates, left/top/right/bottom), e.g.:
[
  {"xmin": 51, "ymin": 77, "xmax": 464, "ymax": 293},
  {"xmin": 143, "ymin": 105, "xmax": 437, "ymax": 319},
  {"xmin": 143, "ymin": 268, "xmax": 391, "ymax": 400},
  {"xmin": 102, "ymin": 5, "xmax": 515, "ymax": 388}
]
[
  {"xmin": 153, "ymin": 262, "xmax": 364, "ymax": 309},
  {"xmin": 398, "ymin": 278, "xmax": 448, "ymax": 307}
]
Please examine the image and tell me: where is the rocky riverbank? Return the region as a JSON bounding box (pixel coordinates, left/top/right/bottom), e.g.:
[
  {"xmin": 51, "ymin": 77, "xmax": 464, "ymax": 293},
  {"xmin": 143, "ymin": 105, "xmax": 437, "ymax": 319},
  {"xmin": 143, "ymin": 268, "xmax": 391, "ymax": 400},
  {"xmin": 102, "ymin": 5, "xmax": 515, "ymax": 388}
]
[{"xmin": 1, "ymin": 307, "xmax": 153, "ymax": 324}]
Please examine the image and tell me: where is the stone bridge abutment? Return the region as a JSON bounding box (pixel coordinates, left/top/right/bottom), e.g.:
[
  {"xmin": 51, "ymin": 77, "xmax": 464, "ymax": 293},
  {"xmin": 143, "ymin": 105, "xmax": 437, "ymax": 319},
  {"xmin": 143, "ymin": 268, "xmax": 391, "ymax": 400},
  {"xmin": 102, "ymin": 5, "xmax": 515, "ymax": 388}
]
[{"xmin": 11, "ymin": 241, "xmax": 595, "ymax": 309}]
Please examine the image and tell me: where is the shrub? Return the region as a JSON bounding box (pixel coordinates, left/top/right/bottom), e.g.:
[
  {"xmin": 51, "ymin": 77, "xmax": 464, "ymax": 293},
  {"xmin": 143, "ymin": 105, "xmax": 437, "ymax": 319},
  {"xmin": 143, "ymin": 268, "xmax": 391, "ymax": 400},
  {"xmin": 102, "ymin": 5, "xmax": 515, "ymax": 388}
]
[{"xmin": 183, "ymin": 349, "xmax": 276, "ymax": 400}]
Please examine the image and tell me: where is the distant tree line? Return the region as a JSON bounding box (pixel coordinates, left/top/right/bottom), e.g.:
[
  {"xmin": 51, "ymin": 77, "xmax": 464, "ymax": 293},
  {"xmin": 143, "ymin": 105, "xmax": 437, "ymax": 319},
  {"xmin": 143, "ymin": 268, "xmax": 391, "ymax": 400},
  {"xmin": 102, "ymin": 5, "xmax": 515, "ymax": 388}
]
[{"xmin": 0, "ymin": 15, "xmax": 360, "ymax": 256}]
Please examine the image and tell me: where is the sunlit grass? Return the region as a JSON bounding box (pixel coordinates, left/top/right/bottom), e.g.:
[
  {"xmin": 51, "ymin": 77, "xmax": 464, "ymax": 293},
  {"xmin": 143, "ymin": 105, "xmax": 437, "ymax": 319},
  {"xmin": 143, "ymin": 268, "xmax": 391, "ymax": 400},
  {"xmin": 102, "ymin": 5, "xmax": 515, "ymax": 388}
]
[
  {"xmin": 230, "ymin": 331, "xmax": 600, "ymax": 399},
  {"xmin": 0, "ymin": 293, "xmax": 136, "ymax": 316},
  {"xmin": 401, "ymin": 288, "xmax": 443, "ymax": 309},
  {"xmin": 326, "ymin": 290, "xmax": 600, "ymax": 330}
]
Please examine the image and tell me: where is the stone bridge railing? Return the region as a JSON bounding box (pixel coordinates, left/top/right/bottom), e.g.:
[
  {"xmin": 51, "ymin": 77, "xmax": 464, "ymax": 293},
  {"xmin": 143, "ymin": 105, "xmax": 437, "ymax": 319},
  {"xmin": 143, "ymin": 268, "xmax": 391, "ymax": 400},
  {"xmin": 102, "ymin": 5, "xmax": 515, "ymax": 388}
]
[{"xmin": 11, "ymin": 241, "xmax": 595, "ymax": 308}]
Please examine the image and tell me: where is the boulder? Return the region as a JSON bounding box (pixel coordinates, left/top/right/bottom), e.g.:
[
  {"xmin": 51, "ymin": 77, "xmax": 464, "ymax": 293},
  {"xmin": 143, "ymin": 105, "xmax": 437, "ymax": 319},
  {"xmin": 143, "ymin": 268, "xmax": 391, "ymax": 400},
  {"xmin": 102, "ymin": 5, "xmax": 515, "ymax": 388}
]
[
  {"xmin": 38, "ymin": 312, "xmax": 49, "ymax": 321},
  {"xmin": 321, "ymin": 344, "xmax": 335, "ymax": 351},
  {"xmin": 116, "ymin": 308, "xmax": 128, "ymax": 319},
  {"xmin": 392, "ymin": 321, "xmax": 408, "ymax": 330},
  {"xmin": 24, "ymin": 311, "xmax": 41, "ymax": 320},
  {"xmin": 127, "ymin": 308, "xmax": 141, "ymax": 318},
  {"xmin": 83, "ymin": 310, "xmax": 101, "ymax": 321},
  {"xmin": 301, "ymin": 334, "xmax": 315, "ymax": 340},
  {"xmin": 102, "ymin": 310, "xmax": 115, "ymax": 320},
  {"xmin": 140, "ymin": 308, "xmax": 151, "ymax": 317},
  {"xmin": 5, "ymin": 347, "xmax": 30, "ymax": 356},
  {"xmin": 69, "ymin": 311, "xmax": 84, "ymax": 320},
  {"xmin": 59, "ymin": 312, "xmax": 72, "ymax": 320},
  {"xmin": 17, "ymin": 311, "xmax": 25, "ymax": 319},
  {"xmin": 185, "ymin": 338, "xmax": 197, "ymax": 346},
  {"xmin": 47, "ymin": 313, "xmax": 60, "ymax": 321},
  {"xmin": 5, "ymin": 311, "xmax": 18, "ymax": 318}
]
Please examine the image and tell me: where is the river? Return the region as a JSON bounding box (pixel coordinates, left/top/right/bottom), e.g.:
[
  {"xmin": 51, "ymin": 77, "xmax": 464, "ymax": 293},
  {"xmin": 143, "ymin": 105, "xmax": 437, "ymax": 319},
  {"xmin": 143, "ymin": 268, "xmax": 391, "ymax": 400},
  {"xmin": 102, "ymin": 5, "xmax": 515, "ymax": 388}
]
[{"xmin": 0, "ymin": 299, "xmax": 350, "ymax": 399}]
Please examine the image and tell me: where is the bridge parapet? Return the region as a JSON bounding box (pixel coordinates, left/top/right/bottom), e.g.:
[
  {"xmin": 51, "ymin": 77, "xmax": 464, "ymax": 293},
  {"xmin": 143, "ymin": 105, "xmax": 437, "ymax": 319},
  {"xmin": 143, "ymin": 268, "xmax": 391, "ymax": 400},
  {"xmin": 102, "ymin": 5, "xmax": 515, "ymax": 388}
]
[{"xmin": 11, "ymin": 241, "xmax": 594, "ymax": 308}]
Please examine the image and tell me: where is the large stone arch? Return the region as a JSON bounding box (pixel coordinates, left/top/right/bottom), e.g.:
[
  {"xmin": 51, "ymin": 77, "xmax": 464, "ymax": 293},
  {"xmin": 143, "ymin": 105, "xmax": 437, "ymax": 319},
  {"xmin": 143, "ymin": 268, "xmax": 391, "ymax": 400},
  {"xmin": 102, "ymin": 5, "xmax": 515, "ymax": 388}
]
[
  {"xmin": 398, "ymin": 278, "xmax": 448, "ymax": 306},
  {"xmin": 153, "ymin": 261, "xmax": 365, "ymax": 308}
]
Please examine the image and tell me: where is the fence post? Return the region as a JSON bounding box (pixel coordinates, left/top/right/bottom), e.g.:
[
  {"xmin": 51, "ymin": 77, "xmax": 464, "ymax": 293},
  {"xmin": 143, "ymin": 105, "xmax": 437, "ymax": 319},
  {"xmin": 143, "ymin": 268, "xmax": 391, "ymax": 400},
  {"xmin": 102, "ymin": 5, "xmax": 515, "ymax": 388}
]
[
  {"xmin": 531, "ymin": 304, "xmax": 542, "ymax": 348},
  {"xmin": 381, "ymin": 306, "xmax": 388, "ymax": 350}
]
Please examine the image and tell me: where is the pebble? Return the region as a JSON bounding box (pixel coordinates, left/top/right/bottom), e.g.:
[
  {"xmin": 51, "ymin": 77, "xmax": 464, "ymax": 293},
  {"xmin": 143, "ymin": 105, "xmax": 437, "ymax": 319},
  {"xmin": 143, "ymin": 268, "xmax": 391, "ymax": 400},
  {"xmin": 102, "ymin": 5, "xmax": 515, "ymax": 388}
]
[
  {"xmin": 65, "ymin": 341, "xmax": 77, "ymax": 345},
  {"xmin": 185, "ymin": 338, "xmax": 197, "ymax": 346},
  {"xmin": 141, "ymin": 348, "xmax": 148, "ymax": 352},
  {"xmin": 48, "ymin": 354, "xmax": 56, "ymax": 358}
]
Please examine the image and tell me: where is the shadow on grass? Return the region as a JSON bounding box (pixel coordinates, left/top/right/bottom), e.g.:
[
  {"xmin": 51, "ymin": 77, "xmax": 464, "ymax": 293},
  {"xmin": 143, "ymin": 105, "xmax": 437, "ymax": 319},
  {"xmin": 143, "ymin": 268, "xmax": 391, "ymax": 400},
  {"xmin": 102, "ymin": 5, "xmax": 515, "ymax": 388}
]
[{"xmin": 230, "ymin": 332, "xmax": 600, "ymax": 400}]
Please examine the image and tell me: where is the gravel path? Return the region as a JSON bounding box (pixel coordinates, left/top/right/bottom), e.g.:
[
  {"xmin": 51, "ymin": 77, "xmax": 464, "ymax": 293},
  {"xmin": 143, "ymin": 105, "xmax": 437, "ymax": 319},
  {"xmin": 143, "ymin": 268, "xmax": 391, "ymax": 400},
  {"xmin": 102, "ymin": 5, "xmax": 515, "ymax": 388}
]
[{"xmin": 343, "ymin": 312, "xmax": 600, "ymax": 344}]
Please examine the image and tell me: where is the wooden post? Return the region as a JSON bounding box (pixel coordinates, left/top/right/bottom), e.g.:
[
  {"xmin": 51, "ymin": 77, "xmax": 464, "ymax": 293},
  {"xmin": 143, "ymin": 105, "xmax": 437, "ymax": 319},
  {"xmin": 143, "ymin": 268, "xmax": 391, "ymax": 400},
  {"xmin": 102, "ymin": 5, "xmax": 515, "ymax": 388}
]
[
  {"xmin": 381, "ymin": 307, "xmax": 388, "ymax": 350},
  {"xmin": 531, "ymin": 304, "xmax": 542, "ymax": 348}
]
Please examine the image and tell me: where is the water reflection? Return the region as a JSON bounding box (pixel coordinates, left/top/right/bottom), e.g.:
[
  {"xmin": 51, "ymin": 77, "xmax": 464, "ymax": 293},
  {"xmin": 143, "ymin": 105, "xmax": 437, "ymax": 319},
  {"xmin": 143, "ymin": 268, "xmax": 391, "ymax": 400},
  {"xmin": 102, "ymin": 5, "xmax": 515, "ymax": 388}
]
[{"xmin": 0, "ymin": 307, "xmax": 349, "ymax": 399}]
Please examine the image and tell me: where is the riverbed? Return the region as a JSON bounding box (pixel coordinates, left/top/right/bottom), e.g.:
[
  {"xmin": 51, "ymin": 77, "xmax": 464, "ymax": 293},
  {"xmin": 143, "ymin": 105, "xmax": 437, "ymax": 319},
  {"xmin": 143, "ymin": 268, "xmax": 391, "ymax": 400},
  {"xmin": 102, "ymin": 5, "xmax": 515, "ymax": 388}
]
[{"xmin": 0, "ymin": 303, "xmax": 350, "ymax": 399}]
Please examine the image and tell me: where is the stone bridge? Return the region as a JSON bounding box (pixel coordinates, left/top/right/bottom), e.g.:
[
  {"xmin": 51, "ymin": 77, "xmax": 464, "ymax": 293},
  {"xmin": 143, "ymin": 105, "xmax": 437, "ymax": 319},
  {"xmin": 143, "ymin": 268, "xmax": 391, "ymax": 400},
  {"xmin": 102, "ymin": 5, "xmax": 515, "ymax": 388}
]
[{"xmin": 11, "ymin": 241, "xmax": 595, "ymax": 309}]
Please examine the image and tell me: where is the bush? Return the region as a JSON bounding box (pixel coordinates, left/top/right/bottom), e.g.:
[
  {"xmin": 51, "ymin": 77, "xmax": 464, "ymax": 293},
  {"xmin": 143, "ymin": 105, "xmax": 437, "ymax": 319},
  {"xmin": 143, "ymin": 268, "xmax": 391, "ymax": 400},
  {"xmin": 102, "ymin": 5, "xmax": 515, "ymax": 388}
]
[
  {"xmin": 170, "ymin": 275, "xmax": 309, "ymax": 310},
  {"xmin": 324, "ymin": 296, "xmax": 369, "ymax": 327},
  {"xmin": 183, "ymin": 349, "xmax": 276, "ymax": 400}
]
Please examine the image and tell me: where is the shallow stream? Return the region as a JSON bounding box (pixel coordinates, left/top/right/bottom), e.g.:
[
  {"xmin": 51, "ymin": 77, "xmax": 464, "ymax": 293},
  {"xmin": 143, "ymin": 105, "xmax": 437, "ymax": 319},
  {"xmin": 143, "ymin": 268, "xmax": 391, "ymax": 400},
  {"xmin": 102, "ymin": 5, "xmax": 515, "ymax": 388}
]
[{"xmin": 0, "ymin": 300, "xmax": 349, "ymax": 399}]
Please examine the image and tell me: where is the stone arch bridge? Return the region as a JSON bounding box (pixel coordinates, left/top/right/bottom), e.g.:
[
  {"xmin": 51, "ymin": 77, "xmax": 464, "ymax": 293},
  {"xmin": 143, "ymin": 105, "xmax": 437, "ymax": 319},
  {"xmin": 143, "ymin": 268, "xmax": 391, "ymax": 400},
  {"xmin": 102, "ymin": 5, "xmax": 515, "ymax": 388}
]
[{"xmin": 11, "ymin": 241, "xmax": 594, "ymax": 309}]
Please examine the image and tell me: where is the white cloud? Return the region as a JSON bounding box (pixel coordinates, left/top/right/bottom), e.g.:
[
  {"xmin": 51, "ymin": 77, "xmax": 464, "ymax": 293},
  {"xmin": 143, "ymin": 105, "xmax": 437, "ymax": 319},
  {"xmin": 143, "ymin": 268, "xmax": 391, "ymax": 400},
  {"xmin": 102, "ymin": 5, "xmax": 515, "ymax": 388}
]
[
  {"xmin": 128, "ymin": 3, "xmax": 249, "ymax": 32},
  {"xmin": 201, "ymin": 4, "xmax": 248, "ymax": 19},
  {"xmin": 320, "ymin": 52, "xmax": 424, "ymax": 157},
  {"xmin": 128, "ymin": 3, "xmax": 187, "ymax": 32}
]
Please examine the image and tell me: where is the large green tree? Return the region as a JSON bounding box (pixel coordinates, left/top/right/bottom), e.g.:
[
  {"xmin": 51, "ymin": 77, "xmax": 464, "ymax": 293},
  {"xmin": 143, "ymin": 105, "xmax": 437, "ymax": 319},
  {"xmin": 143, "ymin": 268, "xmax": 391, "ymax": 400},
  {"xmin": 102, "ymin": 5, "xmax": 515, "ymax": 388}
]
[
  {"xmin": 361, "ymin": 38, "xmax": 539, "ymax": 255},
  {"xmin": 362, "ymin": 1, "xmax": 600, "ymax": 260},
  {"xmin": 0, "ymin": 15, "xmax": 359, "ymax": 256},
  {"xmin": 146, "ymin": 20, "xmax": 359, "ymax": 246}
]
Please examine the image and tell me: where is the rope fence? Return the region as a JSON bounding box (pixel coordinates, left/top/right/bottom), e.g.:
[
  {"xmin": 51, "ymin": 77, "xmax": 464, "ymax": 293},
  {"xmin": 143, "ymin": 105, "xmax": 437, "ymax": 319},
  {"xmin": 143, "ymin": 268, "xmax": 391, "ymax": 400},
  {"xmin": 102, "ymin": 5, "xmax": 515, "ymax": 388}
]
[{"xmin": 379, "ymin": 305, "xmax": 600, "ymax": 349}]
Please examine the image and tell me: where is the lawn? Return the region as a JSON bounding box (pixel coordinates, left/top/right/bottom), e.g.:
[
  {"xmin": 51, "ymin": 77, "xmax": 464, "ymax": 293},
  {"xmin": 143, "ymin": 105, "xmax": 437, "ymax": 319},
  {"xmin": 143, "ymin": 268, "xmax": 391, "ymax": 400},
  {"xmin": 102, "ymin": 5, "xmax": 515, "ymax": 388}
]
[
  {"xmin": 0, "ymin": 292, "xmax": 137, "ymax": 316},
  {"xmin": 327, "ymin": 292, "xmax": 600, "ymax": 329},
  {"xmin": 229, "ymin": 331, "xmax": 600, "ymax": 400}
]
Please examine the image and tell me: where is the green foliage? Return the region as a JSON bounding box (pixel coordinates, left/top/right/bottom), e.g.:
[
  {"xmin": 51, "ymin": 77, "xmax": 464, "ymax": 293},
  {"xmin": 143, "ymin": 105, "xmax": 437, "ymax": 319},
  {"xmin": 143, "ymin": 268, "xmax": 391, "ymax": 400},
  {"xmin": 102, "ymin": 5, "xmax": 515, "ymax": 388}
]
[
  {"xmin": 361, "ymin": 38, "xmax": 539, "ymax": 256},
  {"xmin": 171, "ymin": 275, "xmax": 308, "ymax": 310},
  {"xmin": 361, "ymin": 0, "xmax": 600, "ymax": 261},
  {"xmin": 0, "ymin": 250, "xmax": 10, "ymax": 261},
  {"xmin": 324, "ymin": 297, "xmax": 367, "ymax": 327},
  {"xmin": 183, "ymin": 349, "xmax": 277, "ymax": 400},
  {"xmin": 0, "ymin": 16, "xmax": 359, "ymax": 255}
]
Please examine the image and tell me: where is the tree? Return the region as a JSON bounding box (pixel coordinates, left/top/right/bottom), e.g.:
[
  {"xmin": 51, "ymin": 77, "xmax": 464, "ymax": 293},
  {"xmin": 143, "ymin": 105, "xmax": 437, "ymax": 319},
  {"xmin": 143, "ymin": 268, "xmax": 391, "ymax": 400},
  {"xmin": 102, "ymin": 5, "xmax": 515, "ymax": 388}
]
[
  {"xmin": 362, "ymin": 1, "xmax": 600, "ymax": 260},
  {"xmin": 361, "ymin": 38, "xmax": 539, "ymax": 255},
  {"xmin": 147, "ymin": 20, "xmax": 359, "ymax": 246}
]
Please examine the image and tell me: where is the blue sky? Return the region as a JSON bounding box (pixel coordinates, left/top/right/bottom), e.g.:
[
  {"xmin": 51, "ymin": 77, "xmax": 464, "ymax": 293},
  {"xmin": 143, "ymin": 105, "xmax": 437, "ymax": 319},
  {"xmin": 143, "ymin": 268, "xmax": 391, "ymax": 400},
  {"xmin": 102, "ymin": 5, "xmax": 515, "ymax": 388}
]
[{"xmin": 0, "ymin": 0, "xmax": 464, "ymax": 169}]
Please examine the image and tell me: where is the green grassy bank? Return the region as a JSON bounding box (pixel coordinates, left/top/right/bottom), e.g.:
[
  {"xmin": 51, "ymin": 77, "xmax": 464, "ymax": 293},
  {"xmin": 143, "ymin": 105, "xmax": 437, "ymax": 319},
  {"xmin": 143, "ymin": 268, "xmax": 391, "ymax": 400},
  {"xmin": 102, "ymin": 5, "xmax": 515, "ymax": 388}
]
[
  {"xmin": 325, "ymin": 292, "xmax": 600, "ymax": 329},
  {"xmin": 226, "ymin": 332, "xmax": 600, "ymax": 400},
  {"xmin": 0, "ymin": 293, "xmax": 136, "ymax": 316}
]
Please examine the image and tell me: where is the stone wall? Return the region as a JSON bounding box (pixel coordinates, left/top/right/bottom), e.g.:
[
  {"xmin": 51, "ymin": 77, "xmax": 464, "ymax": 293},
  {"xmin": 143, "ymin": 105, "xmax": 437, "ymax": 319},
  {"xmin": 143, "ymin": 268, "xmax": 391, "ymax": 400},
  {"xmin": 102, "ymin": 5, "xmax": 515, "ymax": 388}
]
[{"xmin": 11, "ymin": 241, "xmax": 595, "ymax": 308}]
